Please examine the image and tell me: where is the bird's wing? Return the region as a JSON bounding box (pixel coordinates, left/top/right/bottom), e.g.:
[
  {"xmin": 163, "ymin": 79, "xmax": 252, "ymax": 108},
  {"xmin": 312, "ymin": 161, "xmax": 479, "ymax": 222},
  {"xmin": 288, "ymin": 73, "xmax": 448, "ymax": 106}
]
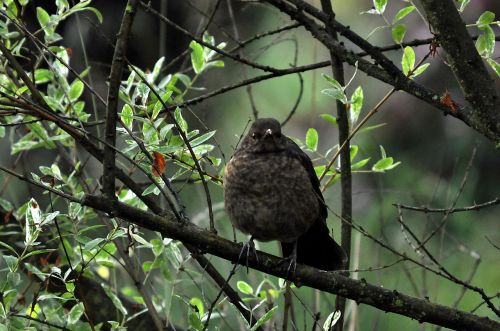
[{"xmin": 284, "ymin": 137, "xmax": 327, "ymax": 219}]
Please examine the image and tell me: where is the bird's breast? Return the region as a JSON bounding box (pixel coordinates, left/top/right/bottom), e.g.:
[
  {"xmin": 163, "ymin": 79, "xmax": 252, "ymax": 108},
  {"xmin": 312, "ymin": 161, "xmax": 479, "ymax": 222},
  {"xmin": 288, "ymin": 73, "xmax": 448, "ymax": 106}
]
[{"xmin": 224, "ymin": 152, "xmax": 319, "ymax": 242}]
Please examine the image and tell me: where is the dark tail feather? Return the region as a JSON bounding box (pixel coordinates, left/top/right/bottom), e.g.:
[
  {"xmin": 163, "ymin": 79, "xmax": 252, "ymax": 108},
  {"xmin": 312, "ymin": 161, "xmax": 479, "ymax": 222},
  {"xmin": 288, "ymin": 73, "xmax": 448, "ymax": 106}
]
[{"xmin": 281, "ymin": 219, "xmax": 347, "ymax": 271}]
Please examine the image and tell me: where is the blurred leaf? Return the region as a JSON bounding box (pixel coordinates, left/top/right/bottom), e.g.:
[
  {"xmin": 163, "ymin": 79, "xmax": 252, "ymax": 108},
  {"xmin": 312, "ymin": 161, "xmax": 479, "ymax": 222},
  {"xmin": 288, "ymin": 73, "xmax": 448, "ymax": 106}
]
[
  {"xmin": 475, "ymin": 26, "xmax": 494, "ymax": 57},
  {"xmin": 373, "ymin": 0, "xmax": 387, "ymax": 14},
  {"xmin": 120, "ymin": 104, "xmax": 133, "ymax": 130},
  {"xmin": 477, "ymin": 11, "xmax": 495, "ymax": 28},
  {"xmin": 67, "ymin": 302, "xmax": 84, "ymax": 325},
  {"xmin": 391, "ymin": 24, "xmax": 406, "ymax": 44},
  {"xmin": 487, "ymin": 58, "xmax": 500, "ymax": 76},
  {"xmin": 35, "ymin": 69, "xmax": 53, "ymax": 84},
  {"xmin": 0, "ymin": 127, "xmax": 4, "ymax": 139},
  {"xmin": 358, "ymin": 124, "xmax": 386, "ymax": 136},
  {"xmin": 190, "ymin": 297, "xmax": 204, "ymax": 317},
  {"xmin": 351, "ymin": 158, "xmax": 370, "ymax": 170},
  {"xmin": 237, "ymin": 281, "xmax": 254, "ymax": 295},
  {"xmin": 321, "ymin": 88, "xmax": 347, "ymax": 104},
  {"xmin": 68, "ymin": 80, "xmax": 84, "ymax": 101},
  {"xmin": 411, "ymin": 63, "xmax": 430, "ymax": 78},
  {"xmin": 151, "ymin": 56, "xmax": 165, "ymax": 82},
  {"xmin": 250, "ymin": 306, "xmax": 278, "ymax": 331},
  {"xmin": 457, "ymin": 0, "xmax": 470, "ymax": 12},
  {"xmin": 322, "ymin": 74, "xmax": 343, "ymax": 90},
  {"xmin": 350, "ymin": 86, "xmax": 363, "ymax": 124},
  {"xmin": 101, "ymin": 283, "xmax": 128, "ymax": 315},
  {"xmin": 152, "ymin": 90, "xmax": 173, "ymax": 120},
  {"xmin": 190, "ymin": 41, "xmax": 205, "ymax": 74},
  {"xmin": 305, "ymin": 128, "xmax": 318, "ymax": 151},
  {"xmin": 392, "ymin": 6, "xmax": 415, "ymax": 24},
  {"xmin": 349, "ymin": 145, "xmax": 359, "ymax": 162},
  {"xmin": 323, "ymin": 310, "xmax": 341, "ymax": 330},
  {"xmin": 402, "ymin": 46, "xmax": 415, "ymax": 76},
  {"xmin": 190, "ymin": 130, "xmax": 216, "ymax": 147},
  {"xmin": 320, "ymin": 114, "xmax": 337, "ymax": 126},
  {"xmin": 174, "ymin": 107, "xmax": 188, "ymax": 132},
  {"xmin": 36, "ymin": 7, "xmax": 50, "ymax": 29}
]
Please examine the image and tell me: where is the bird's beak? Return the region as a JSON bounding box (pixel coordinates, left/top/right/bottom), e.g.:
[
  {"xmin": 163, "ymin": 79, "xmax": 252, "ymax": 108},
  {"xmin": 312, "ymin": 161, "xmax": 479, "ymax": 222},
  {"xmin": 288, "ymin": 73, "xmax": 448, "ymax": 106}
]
[{"xmin": 264, "ymin": 128, "xmax": 272, "ymax": 137}]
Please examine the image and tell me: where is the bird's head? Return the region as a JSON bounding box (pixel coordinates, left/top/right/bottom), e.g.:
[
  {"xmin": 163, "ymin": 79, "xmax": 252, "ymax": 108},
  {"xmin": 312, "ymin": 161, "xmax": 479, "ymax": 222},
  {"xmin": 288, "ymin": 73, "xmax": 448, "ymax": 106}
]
[{"xmin": 241, "ymin": 118, "xmax": 287, "ymax": 153}]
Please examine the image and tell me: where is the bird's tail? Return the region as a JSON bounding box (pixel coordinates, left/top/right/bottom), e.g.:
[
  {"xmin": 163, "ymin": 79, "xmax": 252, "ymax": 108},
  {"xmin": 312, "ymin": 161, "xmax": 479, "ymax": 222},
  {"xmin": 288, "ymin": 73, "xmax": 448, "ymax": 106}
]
[{"xmin": 281, "ymin": 219, "xmax": 347, "ymax": 271}]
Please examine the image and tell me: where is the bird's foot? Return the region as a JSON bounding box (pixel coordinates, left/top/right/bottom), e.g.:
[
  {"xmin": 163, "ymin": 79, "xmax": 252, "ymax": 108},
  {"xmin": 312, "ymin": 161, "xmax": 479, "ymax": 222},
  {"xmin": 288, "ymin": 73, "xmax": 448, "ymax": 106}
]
[
  {"xmin": 237, "ymin": 237, "xmax": 259, "ymax": 273},
  {"xmin": 276, "ymin": 241, "xmax": 298, "ymax": 280}
]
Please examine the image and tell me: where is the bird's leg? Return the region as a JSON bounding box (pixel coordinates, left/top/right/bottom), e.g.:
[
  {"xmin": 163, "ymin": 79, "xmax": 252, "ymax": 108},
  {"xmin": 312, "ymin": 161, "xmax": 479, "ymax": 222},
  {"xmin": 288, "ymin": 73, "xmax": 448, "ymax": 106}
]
[
  {"xmin": 237, "ymin": 236, "xmax": 259, "ymax": 273},
  {"xmin": 276, "ymin": 241, "xmax": 298, "ymax": 280}
]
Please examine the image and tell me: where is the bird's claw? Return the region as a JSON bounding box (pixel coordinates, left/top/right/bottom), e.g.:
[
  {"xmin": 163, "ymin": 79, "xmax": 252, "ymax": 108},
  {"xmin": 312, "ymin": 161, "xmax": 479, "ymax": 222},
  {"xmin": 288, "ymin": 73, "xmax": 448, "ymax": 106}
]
[{"xmin": 237, "ymin": 237, "xmax": 259, "ymax": 273}]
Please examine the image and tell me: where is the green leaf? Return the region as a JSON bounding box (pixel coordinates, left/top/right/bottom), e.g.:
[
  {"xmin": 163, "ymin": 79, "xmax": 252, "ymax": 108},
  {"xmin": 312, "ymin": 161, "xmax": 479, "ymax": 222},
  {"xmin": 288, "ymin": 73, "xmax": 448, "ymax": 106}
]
[
  {"xmin": 101, "ymin": 283, "xmax": 128, "ymax": 315},
  {"xmin": 477, "ymin": 11, "xmax": 495, "ymax": 28},
  {"xmin": 237, "ymin": 281, "xmax": 254, "ymax": 295},
  {"xmin": 322, "ymin": 74, "xmax": 343, "ymax": 90},
  {"xmin": 188, "ymin": 312, "xmax": 203, "ymax": 331},
  {"xmin": 152, "ymin": 90, "xmax": 173, "ymax": 119},
  {"xmin": 391, "ymin": 24, "xmax": 406, "ymax": 44},
  {"xmin": 402, "ymin": 46, "xmax": 415, "ymax": 76},
  {"xmin": 250, "ymin": 306, "xmax": 278, "ymax": 331},
  {"xmin": 350, "ymin": 145, "xmax": 358, "ymax": 161},
  {"xmin": 487, "ymin": 58, "xmax": 500, "ymax": 77},
  {"xmin": 142, "ymin": 261, "xmax": 154, "ymax": 272},
  {"xmin": 3, "ymin": 255, "xmax": 18, "ymax": 272},
  {"xmin": 351, "ymin": 158, "xmax": 370, "ymax": 170},
  {"xmin": 380, "ymin": 145, "xmax": 387, "ymax": 159},
  {"xmin": 35, "ymin": 69, "xmax": 53, "ymax": 84},
  {"xmin": 120, "ymin": 104, "xmax": 133, "ymax": 130},
  {"xmin": 189, "ymin": 297, "xmax": 204, "ymax": 317},
  {"xmin": 457, "ymin": 0, "xmax": 470, "ymax": 12},
  {"xmin": 358, "ymin": 123, "xmax": 387, "ymax": 134},
  {"xmin": 190, "ymin": 130, "xmax": 216, "ymax": 147},
  {"xmin": 476, "ymin": 26, "xmax": 495, "ymax": 57},
  {"xmin": 411, "ymin": 63, "xmax": 430, "ymax": 78},
  {"xmin": 67, "ymin": 302, "xmax": 84, "ymax": 325},
  {"xmin": 372, "ymin": 157, "xmax": 394, "ymax": 172},
  {"xmin": 84, "ymin": 238, "xmax": 104, "ymax": 251},
  {"xmin": 190, "ymin": 41, "xmax": 205, "ymax": 74},
  {"xmin": 373, "ymin": 0, "xmax": 387, "ymax": 14},
  {"xmin": 174, "ymin": 107, "xmax": 188, "ymax": 132},
  {"xmin": 0, "ymin": 241, "xmax": 18, "ymax": 256},
  {"xmin": 392, "ymin": 6, "xmax": 415, "ymax": 24},
  {"xmin": 0, "ymin": 127, "xmax": 4, "ymax": 139},
  {"xmin": 305, "ymin": 128, "xmax": 318, "ymax": 151},
  {"xmin": 151, "ymin": 56, "xmax": 165, "ymax": 82},
  {"xmin": 320, "ymin": 114, "xmax": 337, "ymax": 126},
  {"xmin": 68, "ymin": 80, "xmax": 84, "ymax": 101},
  {"xmin": 350, "ymin": 86, "xmax": 363, "ymax": 125},
  {"xmin": 323, "ymin": 311, "xmax": 342, "ymax": 330},
  {"xmin": 23, "ymin": 249, "xmax": 57, "ymax": 259},
  {"xmin": 36, "ymin": 7, "xmax": 50, "ymax": 29},
  {"xmin": 321, "ymin": 88, "xmax": 348, "ymax": 103}
]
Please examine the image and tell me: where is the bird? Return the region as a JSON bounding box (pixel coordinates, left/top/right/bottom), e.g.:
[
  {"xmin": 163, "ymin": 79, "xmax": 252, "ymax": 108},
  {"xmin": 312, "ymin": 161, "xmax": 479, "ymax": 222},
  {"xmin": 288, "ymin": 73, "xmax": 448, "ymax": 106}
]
[{"xmin": 223, "ymin": 118, "xmax": 347, "ymax": 272}]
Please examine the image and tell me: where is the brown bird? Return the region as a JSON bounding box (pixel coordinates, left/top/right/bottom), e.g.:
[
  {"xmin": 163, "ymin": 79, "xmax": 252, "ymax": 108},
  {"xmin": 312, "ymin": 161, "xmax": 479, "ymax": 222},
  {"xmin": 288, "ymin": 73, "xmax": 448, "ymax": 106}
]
[{"xmin": 224, "ymin": 118, "xmax": 347, "ymax": 271}]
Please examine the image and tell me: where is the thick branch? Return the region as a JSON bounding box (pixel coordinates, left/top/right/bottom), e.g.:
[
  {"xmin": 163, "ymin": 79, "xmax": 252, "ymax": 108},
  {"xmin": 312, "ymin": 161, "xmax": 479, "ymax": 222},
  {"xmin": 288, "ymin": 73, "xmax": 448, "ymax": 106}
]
[
  {"xmin": 103, "ymin": 0, "xmax": 139, "ymax": 199},
  {"xmin": 319, "ymin": 1, "xmax": 352, "ymax": 329},
  {"xmin": 81, "ymin": 195, "xmax": 500, "ymax": 331},
  {"xmin": 419, "ymin": 0, "xmax": 500, "ymax": 143}
]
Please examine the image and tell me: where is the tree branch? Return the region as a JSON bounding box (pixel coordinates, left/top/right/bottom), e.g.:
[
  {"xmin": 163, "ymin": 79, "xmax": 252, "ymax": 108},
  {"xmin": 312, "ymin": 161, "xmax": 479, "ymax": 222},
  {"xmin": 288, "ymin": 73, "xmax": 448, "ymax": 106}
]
[
  {"xmin": 80, "ymin": 194, "xmax": 500, "ymax": 331},
  {"xmin": 419, "ymin": 0, "xmax": 500, "ymax": 143},
  {"xmin": 103, "ymin": 0, "xmax": 139, "ymax": 200}
]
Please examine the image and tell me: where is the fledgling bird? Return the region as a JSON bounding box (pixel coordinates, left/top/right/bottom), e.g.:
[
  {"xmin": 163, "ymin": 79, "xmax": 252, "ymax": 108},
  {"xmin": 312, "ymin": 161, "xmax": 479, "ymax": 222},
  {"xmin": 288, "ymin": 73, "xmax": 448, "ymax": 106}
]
[{"xmin": 224, "ymin": 118, "xmax": 347, "ymax": 271}]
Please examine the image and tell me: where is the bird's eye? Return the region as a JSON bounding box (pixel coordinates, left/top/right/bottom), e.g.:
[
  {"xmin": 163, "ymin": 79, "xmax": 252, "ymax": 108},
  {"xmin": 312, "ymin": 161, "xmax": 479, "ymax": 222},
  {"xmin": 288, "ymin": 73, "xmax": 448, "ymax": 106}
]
[{"xmin": 252, "ymin": 132, "xmax": 261, "ymax": 139}]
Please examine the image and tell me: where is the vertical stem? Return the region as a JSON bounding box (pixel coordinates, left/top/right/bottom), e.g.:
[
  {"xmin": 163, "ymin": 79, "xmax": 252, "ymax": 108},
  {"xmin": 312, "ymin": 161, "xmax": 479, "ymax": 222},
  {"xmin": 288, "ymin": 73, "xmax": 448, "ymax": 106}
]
[
  {"xmin": 319, "ymin": 1, "xmax": 352, "ymax": 330},
  {"xmin": 102, "ymin": 0, "xmax": 139, "ymax": 200}
]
